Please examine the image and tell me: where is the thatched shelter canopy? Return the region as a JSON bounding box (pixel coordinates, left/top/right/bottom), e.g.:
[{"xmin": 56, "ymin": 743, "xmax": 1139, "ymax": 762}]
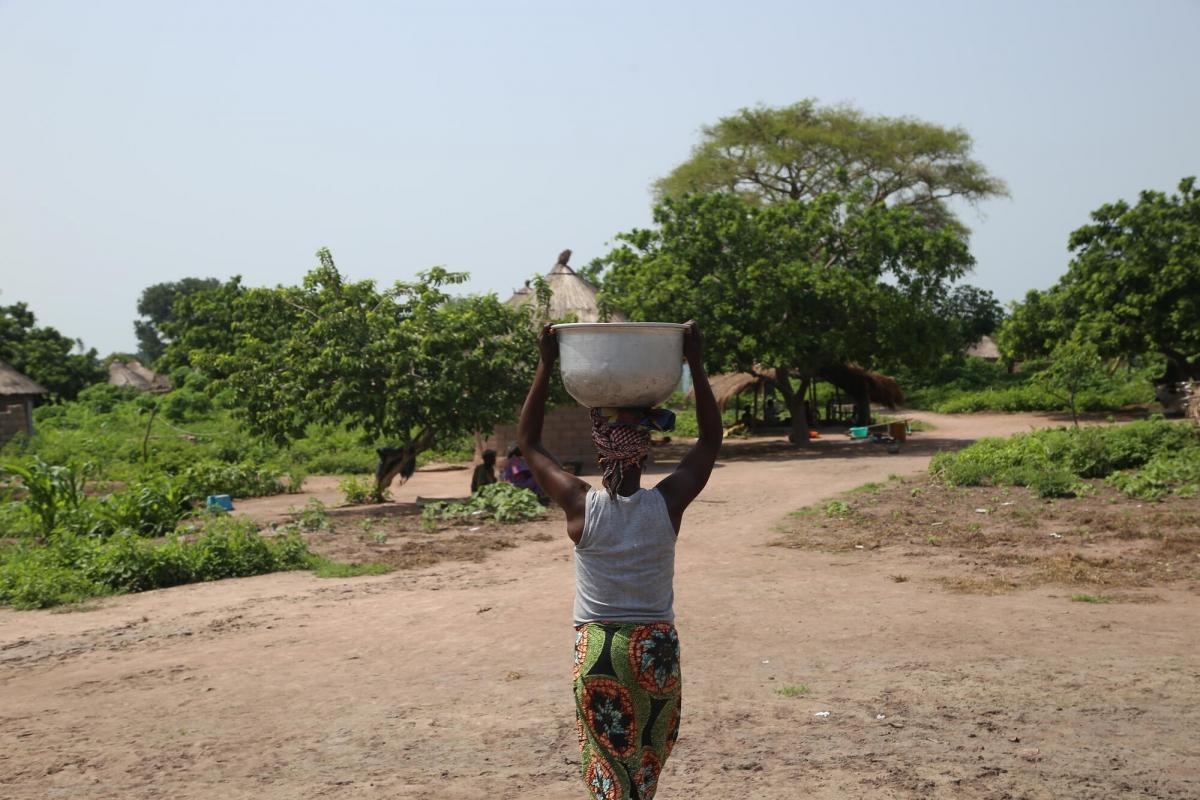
[
  {"xmin": 0, "ymin": 360, "xmax": 47, "ymax": 398},
  {"xmin": 817, "ymin": 363, "xmax": 904, "ymax": 408},
  {"xmin": 691, "ymin": 364, "xmax": 904, "ymax": 412},
  {"xmin": 507, "ymin": 249, "xmax": 628, "ymax": 323},
  {"xmin": 108, "ymin": 360, "xmax": 172, "ymax": 393},
  {"xmin": 691, "ymin": 372, "xmax": 771, "ymax": 411}
]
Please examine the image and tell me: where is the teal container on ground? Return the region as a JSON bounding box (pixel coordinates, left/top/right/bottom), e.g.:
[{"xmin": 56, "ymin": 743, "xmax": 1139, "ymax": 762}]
[{"xmin": 206, "ymin": 494, "xmax": 234, "ymax": 512}]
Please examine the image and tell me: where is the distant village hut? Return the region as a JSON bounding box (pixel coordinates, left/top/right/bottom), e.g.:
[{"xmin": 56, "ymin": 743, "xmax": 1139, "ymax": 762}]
[
  {"xmin": 966, "ymin": 335, "xmax": 1001, "ymax": 362},
  {"xmin": 505, "ymin": 249, "xmax": 628, "ymax": 324},
  {"xmin": 482, "ymin": 250, "xmax": 621, "ymax": 474},
  {"xmin": 108, "ymin": 360, "xmax": 172, "ymax": 393},
  {"xmin": 0, "ymin": 360, "xmax": 47, "ymax": 444}
]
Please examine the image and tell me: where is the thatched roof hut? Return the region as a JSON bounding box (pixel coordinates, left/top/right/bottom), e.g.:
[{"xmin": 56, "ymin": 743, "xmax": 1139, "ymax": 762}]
[
  {"xmin": 966, "ymin": 335, "xmax": 1001, "ymax": 361},
  {"xmin": 0, "ymin": 360, "xmax": 46, "ymax": 398},
  {"xmin": 0, "ymin": 359, "xmax": 46, "ymax": 442},
  {"xmin": 693, "ymin": 366, "xmax": 903, "ymax": 411},
  {"xmin": 108, "ymin": 360, "xmax": 172, "ymax": 393},
  {"xmin": 817, "ymin": 363, "xmax": 905, "ymax": 409},
  {"xmin": 507, "ymin": 249, "xmax": 628, "ymax": 323}
]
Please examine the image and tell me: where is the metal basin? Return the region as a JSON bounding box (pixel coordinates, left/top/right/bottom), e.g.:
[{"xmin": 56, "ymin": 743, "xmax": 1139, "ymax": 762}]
[{"xmin": 552, "ymin": 322, "xmax": 685, "ymax": 408}]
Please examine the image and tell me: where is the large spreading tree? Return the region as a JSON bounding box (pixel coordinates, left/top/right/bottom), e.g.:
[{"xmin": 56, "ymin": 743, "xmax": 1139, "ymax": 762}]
[
  {"xmin": 187, "ymin": 249, "xmax": 536, "ymax": 463},
  {"xmin": 654, "ymin": 100, "xmax": 1007, "ymax": 232},
  {"xmin": 597, "ymin": 190, "xmax": 974, "ymax": 441}
]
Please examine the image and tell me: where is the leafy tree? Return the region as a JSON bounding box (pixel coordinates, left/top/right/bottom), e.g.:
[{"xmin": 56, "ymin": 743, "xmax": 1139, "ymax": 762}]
[
  {"xmin": 654, "ymin": 100, "xmax": 1007, "ymax": 231},
  {"xmin": 0, "ymin": 302, "xmax": 105, "ymax": 401},
  {"xmin": 994, "ymin": 286, "xmax": 1076, "ymax": 366},
  {"xmin": 191, "ymin": 249, "xmax": 536, "ymax": 464},
  {"xmin": 937, "ymin": 284, "xmax": 1005, "ymax": 351},
  {"xmin": 1060, "ymin": 177, "xmax": 1200, "ymax": 382},
  {"xmin": 1033, "ymin": 339, "xmax": 1107, "ymax": 427},
  {"xmin": 156, "ymin": 277, "xmax": 246, "ymax": 371},
  {"xmin": 134, "ymin": 278, "xmax": 221, "ymax": 364},
  {"xmin": 597, "ymin": 191, "xmax": 973, "ymax": 441}
]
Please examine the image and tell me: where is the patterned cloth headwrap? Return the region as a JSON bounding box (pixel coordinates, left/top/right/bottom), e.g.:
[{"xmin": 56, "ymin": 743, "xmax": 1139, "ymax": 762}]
[{"xmin": 590, "ymin": 408, "xmax": 652, "ymax": 500}]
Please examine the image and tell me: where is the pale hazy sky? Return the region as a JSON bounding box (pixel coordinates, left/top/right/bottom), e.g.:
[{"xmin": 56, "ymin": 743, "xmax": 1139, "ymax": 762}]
[{"xmin": 2, "ymin": 0, "xmax": 1197, "ymax": 356}]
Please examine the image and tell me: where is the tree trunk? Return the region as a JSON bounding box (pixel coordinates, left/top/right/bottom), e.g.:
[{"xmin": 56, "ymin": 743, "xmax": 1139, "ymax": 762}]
[{"xmin": 775, "ymin": 370, "xmax": 811, "ymax": 445}]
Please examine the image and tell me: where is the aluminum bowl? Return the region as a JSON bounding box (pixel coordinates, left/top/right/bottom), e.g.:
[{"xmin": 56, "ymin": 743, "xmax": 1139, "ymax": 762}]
[{"xmin": 552, "ymin": 322, "xmax": 686, "ymax": 408}]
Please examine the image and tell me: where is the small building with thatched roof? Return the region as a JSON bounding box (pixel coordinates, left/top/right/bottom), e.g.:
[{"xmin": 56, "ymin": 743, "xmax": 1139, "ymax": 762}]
[
  {"xmin": 479, "ymin": 250, "xmax": 626, "ymax": 476},
  {"xmin": 108, "ymin": 360, "xmax": 172, "ymax": 393},
  {"xmin": 966, "ymin": 335, "xmax": 1001, "ymax": 362},
  {"xmin": 506, "ymin": 249, "xmax": 627, "ymax": 323},
  {"xmin": 0, "ymin": 360, "xmax": 47, "ymax": 444}
]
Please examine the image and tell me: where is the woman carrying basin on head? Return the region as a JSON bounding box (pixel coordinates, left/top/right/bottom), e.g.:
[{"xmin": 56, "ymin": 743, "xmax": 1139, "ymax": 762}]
[{"xmin": 517, "ymin": 320, "xmax": 721, "ymax": 800}]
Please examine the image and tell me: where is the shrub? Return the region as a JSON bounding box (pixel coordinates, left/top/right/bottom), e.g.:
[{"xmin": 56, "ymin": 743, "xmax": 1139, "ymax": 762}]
[
  {"xmin": 292, "ymin": 498, "xmax": 330, "ymax": 531},
  {"xmin": 160, "ymin": 389, "xmax": 213, "ymax": 422},
  {"xmin": 0, "ymin": 518, "xmax": 314, "ymax": 609},
  {"xmin": 900, "ymin": 356, "xmax": 1156, "ymax": 414},
  {"xmin": 85, "ymin": 477, "xmax": 196, "ymax": 538},
  {"xmin": 931, "ymin": 420, "xmax": 1199, "ymax": 499},
  {"xmin": 178, "ymin": 461, "xmax": 285, "ymax": 499},
  {"xmin": 422, "ymin": 483, "xmax": 545, "ymax": 527},
  {"xmin": 339, "ymin": 475, "xmax": 390, "ymax": 504},
  {"xmin": 0, "ymin": 458, "xmax": 91, "ymax": 538},
  {"xmin": 1106, "ymin": 445, "xmax": 1200, "ymax": 500}
]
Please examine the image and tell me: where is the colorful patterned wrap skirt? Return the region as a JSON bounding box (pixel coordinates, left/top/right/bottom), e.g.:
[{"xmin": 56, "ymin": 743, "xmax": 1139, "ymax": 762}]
[{"xmin": 573, "ymin": 622, "xmax": 682, "ymax": 800}]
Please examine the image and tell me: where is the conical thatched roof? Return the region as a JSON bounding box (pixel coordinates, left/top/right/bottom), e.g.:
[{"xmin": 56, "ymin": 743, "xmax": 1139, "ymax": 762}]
[
  {"xmin": 507, "ymin": 249, "xmax": 628, "ymax": 323},
  {"xmin": 966, "ymin": 335, "xmax": 1001, "ymax": 361},
  {"xmin": 0, "ymin": 360, "xmax": 47, "ymax": 396},
  {"xmin": 108, "ymin": 360, "xmax": 172, "ymax": 393}
]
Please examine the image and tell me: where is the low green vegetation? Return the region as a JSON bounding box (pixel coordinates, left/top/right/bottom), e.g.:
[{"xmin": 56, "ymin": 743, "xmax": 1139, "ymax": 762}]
[
  {"xmin": 0, "ymin": 517, "xmax": 312, "ymax": 609},
  {"xmin": 309, "ymin": 558, "xmax": 392, "ymax": 579},
  {"xmin": 1071, "ymin": 594, "xmax": 1114, "ymax": 604},
  {"xmin": 339, "ymin": 475, "xmax": 390, "ymax": 505},
  {"xmin": 776, "ymin": 684, "xmax": 809, "ymax": 698},
  {"xmin": 900, "ymin": 356, "xmax": 1155, "ymax": 415},
  {"xmin": 0, "ymin": 466, "xmax": 380, "ymax": 610},
  {"xmin": 930, "ymin": 419, "xmax": 1199, "ymax": 499},
  {"xmin": 824, "ymin": 500, "xmax": 851, "ymax": 517},
  {"xmin": 421, "ymin": 483, "xmax": 546, "ymax": 528}
]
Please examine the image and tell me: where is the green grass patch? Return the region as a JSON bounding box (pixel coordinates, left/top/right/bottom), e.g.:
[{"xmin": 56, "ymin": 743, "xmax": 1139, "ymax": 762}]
[
  {"xmin": 776, "ymin": 684, "xmax": 810, "ymax": 698},
  {"xmin": 824, "ymin": 500, "xmax": 851, "ymax": 517},
  {"xmin": 1071, "ymin": 594, "xmax": 1114, "ymax": 604},
  {"xmin": 310, "ymin": 559, "xmax": 393, "ymax": 578},
  {"xmin": 849, "ymin": 482, "xmax": 885, "ymax": 494}
]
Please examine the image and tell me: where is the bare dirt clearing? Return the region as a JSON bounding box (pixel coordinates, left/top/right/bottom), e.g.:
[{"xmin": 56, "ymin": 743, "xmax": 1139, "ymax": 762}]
[
  {"xmin": 2, "ymin": 411, "xmax": 1198, "ymax": 799},
  {"xmin": 775, "ymin": 478, "xmax": 1200, "ymax": 598}
]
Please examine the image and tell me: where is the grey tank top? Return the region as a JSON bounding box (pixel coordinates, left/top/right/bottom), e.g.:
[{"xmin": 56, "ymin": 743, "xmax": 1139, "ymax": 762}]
[{"xmin": 573, "ymin": 487, "xmax": 677, "ymax": 626}]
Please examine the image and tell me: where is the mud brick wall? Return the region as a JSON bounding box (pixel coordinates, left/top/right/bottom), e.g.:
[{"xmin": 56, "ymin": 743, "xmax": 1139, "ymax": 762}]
[
  {"xmin": 0, "ymin": 401, "xmax": 30, "ymax": 445},
  {"xmin": 480, "ymin": 405, "xmax": 596, "ymax": 474}
]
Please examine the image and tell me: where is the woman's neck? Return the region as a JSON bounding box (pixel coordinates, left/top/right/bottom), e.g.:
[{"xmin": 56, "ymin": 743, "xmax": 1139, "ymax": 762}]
[{"xmin": 615, "ymin": 470, "xmax": 642, "ymax": 497}]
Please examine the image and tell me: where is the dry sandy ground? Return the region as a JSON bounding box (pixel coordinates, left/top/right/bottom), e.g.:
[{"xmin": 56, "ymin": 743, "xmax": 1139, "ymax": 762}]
[{"xmin": 2, "ymin": 412, "xmax": 1198, "ymax": 799}]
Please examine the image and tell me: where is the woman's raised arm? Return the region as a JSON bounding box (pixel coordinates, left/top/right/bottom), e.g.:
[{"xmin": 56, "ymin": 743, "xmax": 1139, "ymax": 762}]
[{"xmin": 517, "ymin": 325, "xmax": 590, "ymax": 539}]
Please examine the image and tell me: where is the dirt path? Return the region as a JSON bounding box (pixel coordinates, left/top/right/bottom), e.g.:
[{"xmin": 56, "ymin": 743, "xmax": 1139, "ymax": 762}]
[{"xmin": 2, "ymin": 411, "xmax": 1197, "ymax": 799}]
